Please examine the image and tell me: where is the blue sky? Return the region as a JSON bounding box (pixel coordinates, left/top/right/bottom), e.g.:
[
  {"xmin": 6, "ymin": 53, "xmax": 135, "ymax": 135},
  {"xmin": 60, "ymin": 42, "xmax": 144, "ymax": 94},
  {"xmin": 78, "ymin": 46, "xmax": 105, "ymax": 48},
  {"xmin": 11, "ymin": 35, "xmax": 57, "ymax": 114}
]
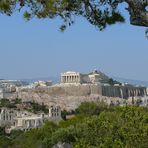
[{"xmin": 0, "ymin": 5, "xmax": 148, "ymax": 81}]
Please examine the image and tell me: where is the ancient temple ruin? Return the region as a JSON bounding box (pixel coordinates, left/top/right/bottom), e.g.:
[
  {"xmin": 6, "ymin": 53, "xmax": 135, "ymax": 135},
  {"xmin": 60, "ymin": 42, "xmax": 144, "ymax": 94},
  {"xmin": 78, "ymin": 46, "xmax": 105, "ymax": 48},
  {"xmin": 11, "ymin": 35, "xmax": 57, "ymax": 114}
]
[
  {"xmin": 61, "ymin": 70, "xmax": 109, "ymax": 84},
  {"xmin": 60, "ymin": 70, "xmax": 147, "ymax": 99},
  {"xmin": 0, "ymin": 105, "xmax": 61, "ymax": 133},
  {"xmin": 61, "ymin": 72, "xmax": 81, "ymax": 83}
]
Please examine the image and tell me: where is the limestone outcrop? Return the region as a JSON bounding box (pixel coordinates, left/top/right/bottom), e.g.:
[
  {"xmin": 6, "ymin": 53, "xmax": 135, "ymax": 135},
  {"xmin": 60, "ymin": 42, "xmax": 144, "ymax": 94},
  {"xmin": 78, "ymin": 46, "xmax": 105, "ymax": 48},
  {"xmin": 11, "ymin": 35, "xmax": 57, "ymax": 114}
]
[{"xmin": 1, "ymin": 83, "xmax": 147, "ymax": 111}]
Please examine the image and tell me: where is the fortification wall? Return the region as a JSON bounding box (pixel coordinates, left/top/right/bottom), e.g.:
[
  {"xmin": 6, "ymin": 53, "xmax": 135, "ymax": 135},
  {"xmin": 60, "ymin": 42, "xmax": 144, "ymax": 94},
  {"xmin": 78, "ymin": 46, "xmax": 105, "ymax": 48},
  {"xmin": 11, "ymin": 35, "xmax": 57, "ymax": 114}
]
[
  {"xmin": 102, "ymin": 85, "xmax": 146, "ymax": 99},
  {"xmin": 33, "ymin": 83, "xmax": 102, "ymax": 96},
  {"xmin": 0, "ymin": 84, "xmax": 147, "ymax": 111}
]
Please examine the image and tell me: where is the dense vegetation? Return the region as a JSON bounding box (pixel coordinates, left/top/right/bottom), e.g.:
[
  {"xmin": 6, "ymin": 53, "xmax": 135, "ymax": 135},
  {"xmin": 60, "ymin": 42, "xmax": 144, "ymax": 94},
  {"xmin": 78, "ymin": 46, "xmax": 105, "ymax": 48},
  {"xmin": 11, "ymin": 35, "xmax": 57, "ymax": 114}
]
[
  {"xmin": 24, "ymin": 101, "xmax": 49, "ymax": 114},
  {"xmin": 0, "ymin": 98, "xmax": 19, "ymax": 108},
  {"xmin": 1, "ymin": 102, "xmax": 148, "ymax": 147},
  {"xmin": 0, "ymin": 98, "xmax": 49, "ymax": 114}
]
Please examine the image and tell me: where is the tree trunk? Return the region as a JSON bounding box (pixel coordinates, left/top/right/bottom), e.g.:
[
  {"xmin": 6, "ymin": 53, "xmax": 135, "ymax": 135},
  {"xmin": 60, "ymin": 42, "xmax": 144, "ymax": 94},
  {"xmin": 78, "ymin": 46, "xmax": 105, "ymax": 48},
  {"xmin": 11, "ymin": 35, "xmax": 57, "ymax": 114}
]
[{"xmin": 125, "ymin": 0, "xmax": 148, "ymax": 27}]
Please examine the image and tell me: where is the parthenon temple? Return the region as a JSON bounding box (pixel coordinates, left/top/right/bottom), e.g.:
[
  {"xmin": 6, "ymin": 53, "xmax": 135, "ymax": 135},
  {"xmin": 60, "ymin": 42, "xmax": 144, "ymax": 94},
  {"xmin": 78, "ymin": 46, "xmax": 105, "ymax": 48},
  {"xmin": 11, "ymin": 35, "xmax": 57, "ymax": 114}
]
[
  {"xmin": 60, "ymin": 70, "xmax": 147, "ymax": 99},
  {"xmin": 61, "ymin": 70, "xmax": 109, "ymax": 84},
  {"xmin": 61, "ymin": 72, "xmax": 81, "ymax": 83}
]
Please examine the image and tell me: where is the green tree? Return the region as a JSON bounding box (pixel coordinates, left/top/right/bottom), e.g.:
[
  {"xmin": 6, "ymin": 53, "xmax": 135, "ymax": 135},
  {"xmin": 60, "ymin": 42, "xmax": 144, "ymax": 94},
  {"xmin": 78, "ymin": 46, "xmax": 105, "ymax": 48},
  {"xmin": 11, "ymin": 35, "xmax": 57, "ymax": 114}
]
[
  {"xmin": 0, "ymin": 136, "xmax": 12, "ymax": 148},
  {"xmin": 0, "ymin": 127, "xmax": 5, "ymax": 136},
  {"xmin": 1, "ymin": 104, "xmax": 148, "ymax": 148},
  {"xmin": 76, "ymin": 101, "xmax": 108, "ymax": 116},
  {"xmin": 48, "ymin": 106, "xmax": 148, "ymax": 147},
  {"xmin": 108, "ymin": 78, "xmax": 114, "ymax": 85},
  {"xmin": 0, "ymin": 98, "xmax": 16, "ymax": 108},
  {"xmin": 25, "ymin": 101, "xmax": 49, "ymax": 114},
  {"xmin": 61, "ymin": 109, "xmax": 76, "ymax": 120},
  {"xmin": 0, "ymin": 0, "xmax": 148, "ymax": 31}
]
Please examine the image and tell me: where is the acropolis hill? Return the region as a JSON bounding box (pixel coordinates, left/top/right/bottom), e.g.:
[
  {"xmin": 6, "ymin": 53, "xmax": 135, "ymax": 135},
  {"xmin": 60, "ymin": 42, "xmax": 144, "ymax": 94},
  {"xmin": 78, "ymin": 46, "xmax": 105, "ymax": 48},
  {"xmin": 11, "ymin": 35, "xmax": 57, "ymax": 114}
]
[{"xmin": 0, "ymin": 70, "xmax": 147, "ymax": 110}]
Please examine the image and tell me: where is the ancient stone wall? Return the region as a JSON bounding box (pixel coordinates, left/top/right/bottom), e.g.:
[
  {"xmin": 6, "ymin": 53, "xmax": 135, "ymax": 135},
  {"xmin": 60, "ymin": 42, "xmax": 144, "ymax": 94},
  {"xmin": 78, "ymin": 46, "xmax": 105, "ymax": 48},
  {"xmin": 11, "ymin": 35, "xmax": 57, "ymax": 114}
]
[
  {"xmin": 0, "ymin": 84, "xmax": 147, "ymax": 111},
  {"xmin": 102, "ymin": 85, "xmax": 146, "ymax": 99},
  {"xmin": 32, "ymin": 84, "xmax": 102, "ymax": 96}
]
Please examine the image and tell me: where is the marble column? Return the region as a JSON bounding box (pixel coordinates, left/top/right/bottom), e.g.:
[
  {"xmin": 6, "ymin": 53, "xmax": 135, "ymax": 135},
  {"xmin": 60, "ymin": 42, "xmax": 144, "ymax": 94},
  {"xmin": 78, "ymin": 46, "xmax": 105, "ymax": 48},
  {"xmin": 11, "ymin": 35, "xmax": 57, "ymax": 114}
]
[
  {"xmin": 77, "ymin": 75, "xmax": 79, "ymax": 82},
  {"xmin": 65, "ymin": 76, "xmax": 66, "ymax": 83},
  {"xmin": 75, "ymin": 75, "xmax": 77, "ymax": 82},
  {"xmin": 75, "ymin": 76, "xmax": 77, "ymax": 82}
]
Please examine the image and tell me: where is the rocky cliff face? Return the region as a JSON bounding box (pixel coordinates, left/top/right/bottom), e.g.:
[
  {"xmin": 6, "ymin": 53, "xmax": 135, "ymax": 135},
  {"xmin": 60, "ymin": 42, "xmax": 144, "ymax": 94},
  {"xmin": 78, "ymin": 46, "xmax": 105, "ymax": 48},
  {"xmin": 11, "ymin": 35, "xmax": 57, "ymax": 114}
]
[
  {"xmin": 2, "ymin": 84, "xmax": 102, "ymax": 110},
  {"xmin": 19, "ymin": 84, "xmax": 102, "ymax": 110},
  {"xmin": 1, "ymin": 83, "xmax": 147, "ymax": 111},
  {"xmin": 34, "ymin": 83, "xmax": 102, "ymax": 96}
]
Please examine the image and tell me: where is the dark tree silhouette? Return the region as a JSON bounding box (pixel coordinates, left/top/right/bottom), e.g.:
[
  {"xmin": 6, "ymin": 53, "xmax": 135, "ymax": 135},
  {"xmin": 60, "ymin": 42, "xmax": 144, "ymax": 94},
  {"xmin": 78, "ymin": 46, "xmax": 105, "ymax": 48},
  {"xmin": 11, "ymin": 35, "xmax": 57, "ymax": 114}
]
[{"xmin": 0, "ymin": 0, "xmax": 148, "ymax": 31}]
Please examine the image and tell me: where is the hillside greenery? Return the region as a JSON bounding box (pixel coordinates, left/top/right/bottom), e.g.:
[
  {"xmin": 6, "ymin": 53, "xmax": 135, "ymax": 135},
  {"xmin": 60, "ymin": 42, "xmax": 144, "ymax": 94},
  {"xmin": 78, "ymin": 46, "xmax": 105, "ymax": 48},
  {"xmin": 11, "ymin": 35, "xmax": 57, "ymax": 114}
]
[
  {"xmin": 1, "ymin": 102, "xmax": 148, "ymax": 147},
  {"xmin": 0, "ymin": 98, "xmax": 49, "ymax": 114}
]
